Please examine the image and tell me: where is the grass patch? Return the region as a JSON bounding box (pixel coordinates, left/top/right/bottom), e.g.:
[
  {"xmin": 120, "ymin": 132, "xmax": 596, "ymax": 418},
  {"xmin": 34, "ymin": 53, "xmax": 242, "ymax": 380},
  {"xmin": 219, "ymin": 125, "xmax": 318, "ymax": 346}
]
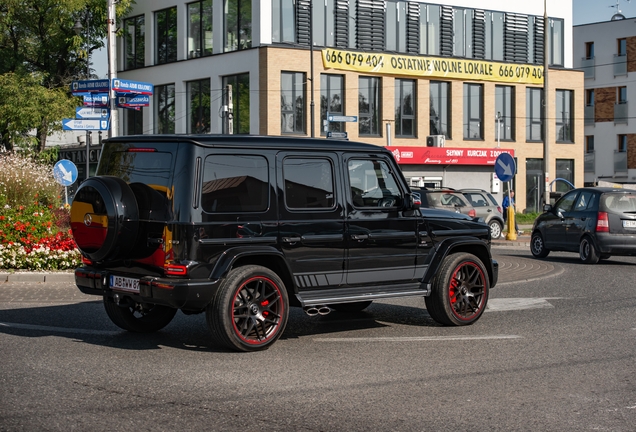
[{"xmin": 515, "ymin": 212, "xmax": 540, "ymax": 225}]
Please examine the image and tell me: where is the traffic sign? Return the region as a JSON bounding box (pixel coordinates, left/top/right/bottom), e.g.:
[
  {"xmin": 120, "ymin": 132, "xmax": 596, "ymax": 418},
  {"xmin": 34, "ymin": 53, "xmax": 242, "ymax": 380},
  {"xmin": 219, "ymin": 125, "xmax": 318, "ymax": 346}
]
[
  {"xmin": 76, "ymin": 107, "xmax": 110, "ymax": 119},
  {"xmin": 326, "ymin": 131, "xmax": 348, "ymax": 139},
  {"xmin": 53, "ymin": 160, "xmax": 78, "ymax": 187},
  {"xmin": 495, "ymin": 152, "xmax": 516, "ymax": 182},
  {"xmin": 62, "ymin": 119, "xmax": 109, "ymax": 131},
  {"xmin": 116, "ymin": 94, "xmax": 150, "ymax": 107},
  {"xmin": 70, "ymin": 79, "xmax": 110, "ymax": 94},
  {"xmin": 83, "ymin": 93, "xmax": 109, "ymax": 107},
  {"xmin": 327, "ymin": 114, "xmax": 357, "ymax": 122},
  {"xmin": 112, "ymin": 79, "xmax": 154, "ymax": 95}
]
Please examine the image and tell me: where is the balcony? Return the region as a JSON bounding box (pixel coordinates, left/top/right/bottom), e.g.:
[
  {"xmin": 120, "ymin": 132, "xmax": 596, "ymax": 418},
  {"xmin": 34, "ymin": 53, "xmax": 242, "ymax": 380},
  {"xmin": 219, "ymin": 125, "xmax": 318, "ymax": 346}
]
[
  {"xmin": 614, "ymin": 151, "xmax": 627, "ymax": 174},
  {"xmin": 584, "ymin": 152, "xmax": 595, "ymax": 173},
  {"xmin": 584, "ymin": 105, "xmax": 595, "ymax": 126},
  {"xmin": 581, "ymin": 57, "xmax": 595, "ymax": 79},
  {"xmin": 614, "ymin": 102, "xmax": 628, "ymax": 124},
  {"xmin": 614, "ymin": 54, "xmax": 627, "ymax": 76}
]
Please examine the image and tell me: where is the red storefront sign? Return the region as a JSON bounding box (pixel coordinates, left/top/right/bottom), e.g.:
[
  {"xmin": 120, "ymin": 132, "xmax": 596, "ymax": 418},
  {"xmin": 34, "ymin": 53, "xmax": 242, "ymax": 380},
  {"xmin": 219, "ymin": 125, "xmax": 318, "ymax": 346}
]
[{"xmin": 386, "ymin": 146, "xmax": 515, "ymax": 166}]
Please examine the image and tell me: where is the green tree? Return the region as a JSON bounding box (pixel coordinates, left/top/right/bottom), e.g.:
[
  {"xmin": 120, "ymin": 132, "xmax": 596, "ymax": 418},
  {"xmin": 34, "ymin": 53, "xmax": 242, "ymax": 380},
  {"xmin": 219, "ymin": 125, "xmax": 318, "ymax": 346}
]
[{"xmin": 0, "ymin": 0, "xmax": 134, "ymax": 152}]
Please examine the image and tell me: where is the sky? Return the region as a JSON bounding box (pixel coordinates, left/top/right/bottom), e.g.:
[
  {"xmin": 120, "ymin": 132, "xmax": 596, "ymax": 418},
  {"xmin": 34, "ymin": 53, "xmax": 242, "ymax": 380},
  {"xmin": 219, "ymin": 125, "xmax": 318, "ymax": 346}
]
[{"xmin": 90, "ymin": 0, "xmax": 636, "ymax": 79}]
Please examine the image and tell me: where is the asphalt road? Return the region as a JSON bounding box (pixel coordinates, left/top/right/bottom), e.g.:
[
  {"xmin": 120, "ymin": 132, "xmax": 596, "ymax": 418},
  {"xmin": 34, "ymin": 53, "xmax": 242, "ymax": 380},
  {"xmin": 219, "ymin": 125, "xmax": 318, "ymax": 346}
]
[{"xmin": 1, "ymin": 247, "xmax": 635, "ymax": 431}]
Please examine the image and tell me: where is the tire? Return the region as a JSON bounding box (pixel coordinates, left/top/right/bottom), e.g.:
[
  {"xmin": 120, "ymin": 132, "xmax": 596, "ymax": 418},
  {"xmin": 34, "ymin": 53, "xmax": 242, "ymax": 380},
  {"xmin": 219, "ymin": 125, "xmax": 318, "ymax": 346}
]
[
  {"xmin": 489, "ymin": 221, "xmax": 502, "ymax": 239},
  {"xmin": 600, "ymin": 254, "xmax": 611, "ymax": 261},
  {"xmin": 530, "ymin": 232, "xmax": 550, "ymax": 258},
  {"xmin": 103, "ymin": 297, "xmax": 177, "ymax": 333},
  {"xmin": 327, "ymin": 301, "xmax": 373, "ymax": 313},
  {"xmin": 207, "ymin": 265, "xmax": 289, "ymax": 352},
  {"xmin": 580, "ymin": 236, "xmax": 600, "ymax": 264},
  {"xmin": 424, "ymin": 252, "xmax": 489, "ymax": 326}
]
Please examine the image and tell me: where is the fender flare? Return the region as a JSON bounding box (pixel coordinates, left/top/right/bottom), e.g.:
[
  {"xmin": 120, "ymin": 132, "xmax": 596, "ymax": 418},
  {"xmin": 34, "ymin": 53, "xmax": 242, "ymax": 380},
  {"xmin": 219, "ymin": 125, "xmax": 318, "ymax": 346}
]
[{"xmin": 422, "ymin": 237, "xmax": 496, "ymax": 287}]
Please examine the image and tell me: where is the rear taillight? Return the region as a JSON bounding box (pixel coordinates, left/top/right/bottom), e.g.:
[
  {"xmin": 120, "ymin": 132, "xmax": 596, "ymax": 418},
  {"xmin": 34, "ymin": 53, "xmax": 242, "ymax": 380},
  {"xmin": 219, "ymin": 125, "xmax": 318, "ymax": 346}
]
[
  {"xmin": 497, "ymin": 206, "xmax": 502, "ymax": 214},
  {"xmin": 596, "ymin": 211, "xmax": 609, "ymax": 232},
  {"xmin": 164, "ymin": 263, "xmax": 188, "ymax": 276},
  {"xmin": 468, "ymin": 209, "xmax": 476, "ymax": 218},
  {"xmin": 81, "ymin": 256, "xmax": 93, "ymax": 265}
]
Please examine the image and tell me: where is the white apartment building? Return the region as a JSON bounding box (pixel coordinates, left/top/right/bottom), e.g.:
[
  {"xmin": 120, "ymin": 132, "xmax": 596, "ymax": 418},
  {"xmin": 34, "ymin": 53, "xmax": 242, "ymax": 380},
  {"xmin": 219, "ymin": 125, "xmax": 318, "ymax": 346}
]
[
  {"xmin": 114, "ymin": 0, "xmax": 582, "ymax": 212},
  {"xmin": 574, "ymin": 14, "xmax": 636, "ymax": 186}
]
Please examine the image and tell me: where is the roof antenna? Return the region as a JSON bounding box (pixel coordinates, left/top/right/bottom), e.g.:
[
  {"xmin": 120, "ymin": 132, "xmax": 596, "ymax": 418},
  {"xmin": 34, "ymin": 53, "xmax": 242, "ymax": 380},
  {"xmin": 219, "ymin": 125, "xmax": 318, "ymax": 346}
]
[{"xmin": 610, "ymin": 0, "xmax": 630, "ymax": 20}]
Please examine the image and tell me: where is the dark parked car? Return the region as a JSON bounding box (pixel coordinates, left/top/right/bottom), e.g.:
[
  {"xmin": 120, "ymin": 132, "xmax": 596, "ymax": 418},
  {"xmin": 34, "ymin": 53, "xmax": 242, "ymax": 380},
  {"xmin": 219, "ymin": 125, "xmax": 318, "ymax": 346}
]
[
  {"xmin": 70, "ymin": 135, "xmax": 498, "ymax": 352},
  {"xmin": 411, "ymin": 187, "xmax": 477, "ymax": 218},
  {"xmin": 459, "ymin": 189, "xmax": 504, "ymax": 238},
  {"xmin": 530, "ymin": 187, "xmax": 636, "ymax": 263}
]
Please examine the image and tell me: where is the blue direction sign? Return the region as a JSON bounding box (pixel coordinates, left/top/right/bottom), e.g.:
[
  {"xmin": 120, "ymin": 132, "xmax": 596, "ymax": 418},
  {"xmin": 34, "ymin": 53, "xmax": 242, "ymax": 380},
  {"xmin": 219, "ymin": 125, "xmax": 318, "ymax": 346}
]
[
  {"xmin": 76, "ymin": 107, "xmax": 110, "ymax": 119},
  {"xmin": 70, "ymin": 79, "xmax": 110, "ymax": 94},
  {"xmin": 112, "ymin": 79, "xmax": 153, "ymax": 95},
  {"xmin": 116, "ymin": 94, "xmax": 150, "ymax": 108},
  {"xmin": 327, "ymin": 114, "xmax": 357, "ymax": 122},
  {"xmin": 53, "ymin": 160, "xmax": 78, "ymax": 187},
  {"xmin": 83, "ymin": 93, "xmax": 109, "ymax": 107},
  {"xmin": 495, "ymin": 152, "xmax": 516, "ymax": 182},
  {"xmin": 62, "ymin": 119, "xmax": 109, "ymax": 131}
]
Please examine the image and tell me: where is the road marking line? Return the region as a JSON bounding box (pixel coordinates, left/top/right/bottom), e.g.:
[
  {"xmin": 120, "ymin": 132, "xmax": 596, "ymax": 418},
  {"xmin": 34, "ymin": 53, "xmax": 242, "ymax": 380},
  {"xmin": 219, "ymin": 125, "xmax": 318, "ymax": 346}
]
[
  {"xmin": 0, "ymin": 321, "xmax": 117, "ymax": 336},
  {"xmin": 314, "ymin": 335, "xmax": 521, "ymax": 342},
  {"xmin": 486, "ymin": 298, "xmax": 557, "ymax": 312}
]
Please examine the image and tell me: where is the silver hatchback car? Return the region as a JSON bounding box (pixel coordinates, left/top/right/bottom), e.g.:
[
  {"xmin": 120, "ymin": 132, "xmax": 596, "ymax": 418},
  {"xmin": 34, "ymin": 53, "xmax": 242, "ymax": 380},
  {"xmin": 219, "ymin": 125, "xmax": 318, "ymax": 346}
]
[{"xmin": 459, "ymin": 189, "xmax": 505, "ymax": 239}]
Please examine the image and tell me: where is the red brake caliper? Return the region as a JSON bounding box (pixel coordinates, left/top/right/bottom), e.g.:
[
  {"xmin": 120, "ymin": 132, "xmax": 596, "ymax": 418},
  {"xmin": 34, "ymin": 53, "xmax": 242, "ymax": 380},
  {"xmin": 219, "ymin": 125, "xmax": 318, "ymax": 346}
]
[
  {"xmin": 449, "ymin": 275, "xmax": 459, "ymax": 304},
  {"xmin": 261, "ymin": 299, "xmax": 269, "ymax": 317}
]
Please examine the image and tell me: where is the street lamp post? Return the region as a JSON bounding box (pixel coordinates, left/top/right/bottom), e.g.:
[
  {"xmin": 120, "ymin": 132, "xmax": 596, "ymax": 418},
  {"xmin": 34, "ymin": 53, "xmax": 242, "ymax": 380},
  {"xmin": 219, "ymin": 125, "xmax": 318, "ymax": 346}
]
[{"xmin": 74, "ymin": 15, "xmax": 91, "ymax": 180}]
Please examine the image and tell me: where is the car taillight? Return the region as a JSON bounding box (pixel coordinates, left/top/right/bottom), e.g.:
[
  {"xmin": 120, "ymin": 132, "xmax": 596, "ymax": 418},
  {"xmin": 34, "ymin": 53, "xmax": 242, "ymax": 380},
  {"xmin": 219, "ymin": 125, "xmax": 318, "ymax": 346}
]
[
  {"xmin": 468, "ymin": 209, "xmax": 476, "ymax": 218},
  {"xmin": 497, "ymin": 206, "xmax": 502, "ymax": 214},
  {"xmin": 164, "ymin": 263, "xmax": 188, "ymax": 276},
  {"xmin": 81, "ymin": 256, "xmax": 93, "ymax": 265},
  {"xmin": 596, "ymin": 211, "xmax": 609, "ymax": 232}
]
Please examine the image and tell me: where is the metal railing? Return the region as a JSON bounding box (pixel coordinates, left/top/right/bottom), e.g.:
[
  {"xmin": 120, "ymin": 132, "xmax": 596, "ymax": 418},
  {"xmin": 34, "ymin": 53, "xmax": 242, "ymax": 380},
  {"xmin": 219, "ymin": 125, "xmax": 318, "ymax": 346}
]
[
  {"xmin": 584, "ymin": 152, "xmax": 595, "ymax": 172},
  {"xmin": 614, "ymin": 54, "xmax": 627, "ymax": 76},
  {"xmin": 581, "ymin": 57, "xmax": 595, "ymax": 79},
  {"xmin": 614, "ymin": 102, "xmax": 628, "ymax": 124},
  {"xmin": 614, "ymin": 150, "xmax": 627, "ymax": 173}
]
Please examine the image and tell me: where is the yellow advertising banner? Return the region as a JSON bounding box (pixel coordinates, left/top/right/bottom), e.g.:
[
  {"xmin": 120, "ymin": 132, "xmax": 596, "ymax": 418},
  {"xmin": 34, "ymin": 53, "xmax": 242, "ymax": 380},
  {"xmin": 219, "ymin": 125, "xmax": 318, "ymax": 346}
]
[{"xmin": 321, "ymin": 48, "xmax": 544, "ymax": 85}]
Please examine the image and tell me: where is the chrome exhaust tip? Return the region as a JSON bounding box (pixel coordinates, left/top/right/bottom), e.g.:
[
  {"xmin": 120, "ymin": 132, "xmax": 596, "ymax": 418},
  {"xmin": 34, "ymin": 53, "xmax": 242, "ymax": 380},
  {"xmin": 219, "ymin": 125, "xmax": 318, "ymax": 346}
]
[{"xmin": 303, "ymin": 305, "xmax": 331, "ymax": 316}]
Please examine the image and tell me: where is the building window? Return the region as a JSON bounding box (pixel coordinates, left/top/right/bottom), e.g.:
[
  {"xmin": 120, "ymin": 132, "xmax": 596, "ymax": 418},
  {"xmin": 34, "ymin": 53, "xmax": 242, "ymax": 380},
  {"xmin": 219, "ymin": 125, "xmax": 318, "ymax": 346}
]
[
  {"xmin": 155, "ymin": 84, "xmax": 175, "ymax": 134},
  {"xmin": 272, "ymin": 0, "xmax": 295, "ymax": 43},
  {"xmin": 618, "ymin": 86, "xmax": 627, "ymax": 104},
  {"xmin": 485, "ymin": 11, "xmax": 504, "ymax": 61},
  {"xmin": 430, "ymin": 81, "xmax": 450, "ymax": 138},
  {"xmin": 556, "ymin": 90, "xmax": 573, "ymax": 143},
  {"xmin": 618, "ymin": 134, "xmax": 627, "ymax": 152},
  {"xmin": 495, "ymin": 85, "xmax": 514, "ymax": 141},
  {"xmin": 549, "ymin": 18, "xmax": 564, "ymax": 67},
  {"xmin": 188, "ymin": 0, "xmax": 213, "ymax": 59},
  {"xmin": 224, "ymin": 0, "xmax": 252, "ymax": 52},
  {"xmin": 395, "ymin": 79, "xmax": 415, "ymax": 137},
  {"xmin": 386, "ymin": 1, "xmax": 407, "ymax": 53},
  {"xmin": 124, "ymin": 15, "xmax": 145, "ymax": 70},
  {"xmin": 358, "ymin": 76, "xmax": 381, "ymax": 136},
  {"xmin": 463, "ymin": 83, "xmax": 483, "ymax": 140},
  {"xmin": 155, "ymin": 7, "xmax": 177, "ymax": 65},
  {"xmin": 125, "ymin": 109, "xmax": 143, "ymax": 135},
  {"xmin": 187, "ymin": 79, "xmax": 211, "ymax": 133},
  {"xmin": 585, "ymin": 136, "xmax": 594, "ymax": 153},
  {"xmin": 526, "ymin": 158, "xmax": 543, "ymax": 213},
  {"xmin": 555, "ymin": 159, "xmax": 574, "ymax": 192},
  {"xmin": 320, "ymin": 74, "xmax": 344, "ymax": 135},
  {"xmin": 281, "ymin": 72, "xmax": 306, "ymax": 134},
  {"xmin": 223, "ymin": 73, "xmax": 250, "ymax": 134},
  {"xmin": 618, "ymin": 38, "xmax": 626, "ymax": 56},
  {"xmin": 526, "ymin": 88, "xmax": 543, "ymax": 142},
  {"xmin": 313, "ymin": 0, "xmax": 336, "ymax": 47},
  {"xmin": 585, "ymin": 42, "xmax": 594, "ymax": 59},
  {"xmin": 586, "ymin": 89, "xmax": 594, "ymax": 106},
  {"xmin": 419, "ymin": 4, "xmax": 440, "ymax": 56}
]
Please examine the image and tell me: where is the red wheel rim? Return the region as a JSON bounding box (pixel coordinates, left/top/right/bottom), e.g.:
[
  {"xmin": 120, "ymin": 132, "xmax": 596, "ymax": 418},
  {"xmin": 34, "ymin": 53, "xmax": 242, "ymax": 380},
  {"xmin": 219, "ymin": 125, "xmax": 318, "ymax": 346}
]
[
  {"xmin": 231, "ymin": 276, "xmax": 284, "ymax": 345},
  {"xmin": 448, "ymin": 261, "xmax": 487, "ymax": 321}
]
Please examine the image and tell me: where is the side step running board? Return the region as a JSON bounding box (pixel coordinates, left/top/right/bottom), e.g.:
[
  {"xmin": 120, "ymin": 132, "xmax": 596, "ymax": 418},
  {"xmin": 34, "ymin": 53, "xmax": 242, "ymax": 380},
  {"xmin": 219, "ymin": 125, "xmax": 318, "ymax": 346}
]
[{"xmin": 296, "ymin": 283, "xmax": 431, "ymax": 307}]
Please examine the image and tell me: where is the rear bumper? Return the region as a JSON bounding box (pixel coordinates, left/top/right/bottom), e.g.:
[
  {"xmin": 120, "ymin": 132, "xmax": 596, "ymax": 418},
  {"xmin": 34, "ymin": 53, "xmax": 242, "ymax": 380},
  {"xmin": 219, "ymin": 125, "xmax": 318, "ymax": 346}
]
[
  {"xmin": 74, "ymin": 267, "xmax": 219, "ymax": 310},
  {"xmin": 595, "ymin": 233, "xmax": 636, "ymax": 256}
]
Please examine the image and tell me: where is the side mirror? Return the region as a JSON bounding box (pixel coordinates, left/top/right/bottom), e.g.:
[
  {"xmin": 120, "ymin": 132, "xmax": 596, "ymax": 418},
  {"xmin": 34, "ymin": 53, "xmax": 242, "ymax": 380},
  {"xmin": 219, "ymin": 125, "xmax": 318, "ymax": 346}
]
[
  {"xmin": 406, "ymin": 193, "xmax": 420, "ymax": 210},
  {"xmin": 543, "ymin": 204, "xmax": 552, "ymax": 212}
]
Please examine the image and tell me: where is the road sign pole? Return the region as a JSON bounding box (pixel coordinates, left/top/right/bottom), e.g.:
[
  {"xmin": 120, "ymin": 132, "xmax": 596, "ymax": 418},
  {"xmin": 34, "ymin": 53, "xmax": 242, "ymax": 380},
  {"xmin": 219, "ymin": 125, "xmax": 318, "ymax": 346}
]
[{"xmin": 86, "ymin": 131, "xmax": 90, "ymax": 180}]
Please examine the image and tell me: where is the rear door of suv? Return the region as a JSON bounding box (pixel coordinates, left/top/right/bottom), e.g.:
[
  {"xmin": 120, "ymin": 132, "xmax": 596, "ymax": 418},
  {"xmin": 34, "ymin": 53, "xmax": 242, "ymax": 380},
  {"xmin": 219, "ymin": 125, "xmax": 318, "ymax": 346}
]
[{"xmin": 344, "ymin": 154, "xmax": 417, "ymax": 286}]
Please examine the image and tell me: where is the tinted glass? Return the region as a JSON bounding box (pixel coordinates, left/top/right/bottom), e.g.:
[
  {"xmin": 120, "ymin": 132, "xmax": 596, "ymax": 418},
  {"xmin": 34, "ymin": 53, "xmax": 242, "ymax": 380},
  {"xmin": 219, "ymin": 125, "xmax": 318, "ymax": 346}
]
[
  {"xmin": 284, "ymin": 158, "xmax": 335, "ymax": 209},
  {"xmin": 555, "ymin": 191, "xmax": 578, "ymax": 213},
  {"xmin": 201, "ymin": 155, "xmax": 268, "ymax": 213},
  {"xmin": 100, "ymin": 150, "xmax": 173, "ymax": 189},
  {"xmin": 574, "ymin": 191, "xmax": 596, "ymax": 211},
  {"xmin": 348, "ymin": 159, "xmax": 401, "ymax": 208},
  {"xmin": 602, "ymin": 193, "xmax": 636, "ymax": 212}
]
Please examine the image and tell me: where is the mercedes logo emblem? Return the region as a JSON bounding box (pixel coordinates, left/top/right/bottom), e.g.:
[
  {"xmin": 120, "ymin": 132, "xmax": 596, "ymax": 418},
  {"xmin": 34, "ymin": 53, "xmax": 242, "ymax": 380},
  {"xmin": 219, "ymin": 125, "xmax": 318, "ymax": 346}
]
[{"xmin": 84, "ymin": 213, "xmax": 93, "ymax": 226}]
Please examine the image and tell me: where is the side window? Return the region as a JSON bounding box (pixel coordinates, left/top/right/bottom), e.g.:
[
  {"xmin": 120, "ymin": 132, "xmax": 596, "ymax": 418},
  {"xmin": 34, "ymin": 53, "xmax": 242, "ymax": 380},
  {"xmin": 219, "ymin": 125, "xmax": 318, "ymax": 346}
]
[
  {"xmin": 201, "ymin": 155, "xmax": 269, "ymax": 213},
  {"xmin": 466, "ymin": 192, "xmax": 487, "ymax": 207},
  {"xmin": 283, "ymin": 157, "xmax": 335, "ymax": 209},
  {"xmin": 555, "ymin": 191, "xmax": 578, "ymax": 213},
  {"xmin": 348, "ymin": 159, "xmax": 402, "ymax": 208},
  {"xmin": 574, "ymin": 191, "xmax": 595, "ymax": 211}
]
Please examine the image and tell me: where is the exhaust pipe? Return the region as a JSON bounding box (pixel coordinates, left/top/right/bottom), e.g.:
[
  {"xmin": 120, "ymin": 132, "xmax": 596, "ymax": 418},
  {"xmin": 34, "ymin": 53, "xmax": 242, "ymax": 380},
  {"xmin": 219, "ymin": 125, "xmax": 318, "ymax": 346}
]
[{"xmin": 303, "ymin": 305, "xmax": 331, "ymax": 316}]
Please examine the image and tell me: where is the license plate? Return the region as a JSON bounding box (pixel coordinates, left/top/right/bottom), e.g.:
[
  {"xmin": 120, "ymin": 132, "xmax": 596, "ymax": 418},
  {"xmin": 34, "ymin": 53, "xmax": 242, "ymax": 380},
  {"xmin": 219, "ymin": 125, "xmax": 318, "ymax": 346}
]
[
  {"xmin": 110, "ymin": 275, "xmax": 140, "ymax": 293},
  {"xmin": 623, "ymin": 220, "xmax": 636, "ymax": 228}
]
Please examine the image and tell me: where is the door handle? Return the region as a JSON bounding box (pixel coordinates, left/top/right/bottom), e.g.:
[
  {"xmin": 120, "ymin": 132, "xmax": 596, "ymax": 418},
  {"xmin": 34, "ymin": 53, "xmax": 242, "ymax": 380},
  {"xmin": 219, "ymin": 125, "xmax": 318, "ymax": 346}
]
[
  {"xmin": 351, "ymin": 234, "xmax": 369, "ymax": 241},
  {"xmin": 282, "ymin": 237, "xmax": 301, "ymax": 243}
]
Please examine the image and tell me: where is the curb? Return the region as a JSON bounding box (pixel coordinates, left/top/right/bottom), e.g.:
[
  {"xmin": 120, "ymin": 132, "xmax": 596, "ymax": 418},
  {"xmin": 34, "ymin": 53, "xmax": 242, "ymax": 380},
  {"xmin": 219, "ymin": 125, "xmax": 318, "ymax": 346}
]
[{"xmin": 0, "ymin": 272, "xmax": 75, "ymax": 283}]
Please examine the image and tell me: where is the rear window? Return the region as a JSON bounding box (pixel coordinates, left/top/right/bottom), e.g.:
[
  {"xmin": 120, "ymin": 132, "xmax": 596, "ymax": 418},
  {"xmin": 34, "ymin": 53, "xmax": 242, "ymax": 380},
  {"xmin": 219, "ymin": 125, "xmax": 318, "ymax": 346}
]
[
  {"xmin": 201, "ymin": 155, "xmax": 269, "ymax": 213},
  {"xmin": 602, "ymin": 193, "xmax": 636, "ymax": 212},
  {"xmin": 98, "ymin": 150, "xmax": 173, "ymax": 190}
]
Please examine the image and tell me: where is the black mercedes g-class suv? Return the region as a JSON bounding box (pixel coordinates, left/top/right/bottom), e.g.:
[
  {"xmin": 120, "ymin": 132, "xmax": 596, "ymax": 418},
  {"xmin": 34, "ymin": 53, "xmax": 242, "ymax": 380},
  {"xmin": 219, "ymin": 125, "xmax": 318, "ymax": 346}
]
[{"xmin": 70, "ymin": 135, "xmax": 498, "ymax": 351}]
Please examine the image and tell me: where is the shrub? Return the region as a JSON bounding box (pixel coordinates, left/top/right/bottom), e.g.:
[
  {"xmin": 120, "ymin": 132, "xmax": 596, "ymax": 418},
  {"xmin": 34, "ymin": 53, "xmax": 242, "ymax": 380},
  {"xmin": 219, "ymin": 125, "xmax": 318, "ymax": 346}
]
[{"xmin": 0, "ymin": 153, "xmax": 62, "ymax": 208}]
